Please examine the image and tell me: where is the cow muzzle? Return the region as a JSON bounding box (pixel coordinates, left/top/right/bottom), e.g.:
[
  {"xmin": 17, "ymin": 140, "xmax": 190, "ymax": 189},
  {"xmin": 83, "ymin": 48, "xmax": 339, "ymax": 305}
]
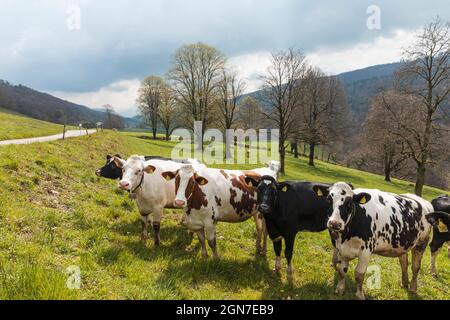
[
  {"xmin": 95, "ymin": 169, "xmax": 102, "ymax": 177},
  {"xmin": 258, "ymin": 203, "xmax": 271, "ymax": 214},
  {"xmin": 119, "ymin": 180, "xmax": 131, "ymax": 190},
  {"xmin": 328, "ymin": 220, "xmax": 343, "ymax": 232},
  {"xmin": 174, "ymin": 199, "xmax": 186, "ymax": 207}
]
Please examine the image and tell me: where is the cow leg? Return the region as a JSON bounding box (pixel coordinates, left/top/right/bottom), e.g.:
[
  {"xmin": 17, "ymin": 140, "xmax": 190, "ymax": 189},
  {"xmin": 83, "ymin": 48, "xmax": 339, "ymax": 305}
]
[
  {"xmin": 354, "ymin": 252, "xmax": 371, "ymax": 300},
  {"xmin": 272, "ymin": 238, "xmax": 282, "ymax": 273},
  {"xmin": 205, "ymin": 224, "xmax": 218, "ymax": 258},
  {"xmin": 399, "ymin": 253, "xmax": 409, "ymax": 288},
  {"xmin": 410, "ymin": 241, "xmax": 427, "ymax": 294},
  {"xmin": 139, "ymin": 214, "xmax": 149, "ymax": 242},
  {"xmin": 335, "ymin": 258, "xmax": 349, "ymax": 296},
  {"xmin": 152, "ymin": 207, "xmax": 163, "ymax": 246},
  {"xmin": 185, "ymin": 230, "xmax": 195, "ymax": 252},
  {"xmin": 430, "ymin": 248, "xmax": 440, "ymax": 277},
  {"xmin": 197, "ymin": 229, "xmax": 208, "ymax": 258},
  {"xmin": 253, "ymin": 214, "xmax": 264, "ymax": 255},
  {"xmin": 284, "ymin": 235, "xmax": 295, "ymax": 281},
  {"xmin": 261, "ymin": 218, "xmax": 268, "ymax": 256},
  {"xmin": 331, "ymin": 248, "xmax": 339, "ymax": 271}
]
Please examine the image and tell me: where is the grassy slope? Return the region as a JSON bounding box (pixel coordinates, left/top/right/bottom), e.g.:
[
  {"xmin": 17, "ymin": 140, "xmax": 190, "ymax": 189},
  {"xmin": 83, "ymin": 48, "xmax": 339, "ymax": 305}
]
[
  {"xmin": 0, "ymin": 131, "xmax": 448, "ymax": 300},
  {"xmin": 0, "ymin": 108, "xmax": 67, "ymax": 140}
]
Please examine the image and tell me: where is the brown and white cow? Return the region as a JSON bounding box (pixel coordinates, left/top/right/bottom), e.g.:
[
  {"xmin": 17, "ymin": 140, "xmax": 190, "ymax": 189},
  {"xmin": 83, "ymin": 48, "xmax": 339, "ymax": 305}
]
[{"xmin": 161, "ymin": 163, "xmax": 279, "ymax": 257}]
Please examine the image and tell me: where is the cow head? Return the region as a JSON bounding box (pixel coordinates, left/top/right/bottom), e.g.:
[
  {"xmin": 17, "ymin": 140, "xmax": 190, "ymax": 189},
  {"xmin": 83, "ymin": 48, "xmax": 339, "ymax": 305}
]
[
  {"xmin": 114, "ymin": 155, "xmax": 156, "ymax": 191},
  {"xmin": 161, "ymin": 164, "xmax": 208, "ymax": 208},
  {"xmin": 95, "ymin": 154, "xmax": 123, "ymax": 179},
  {"xmin": 244, "ymin": 175, "xmax": 290, "ymax": 216},
  {"xmin": 313, "ymin": 182, "xmax": 371, "ymax": 232}
]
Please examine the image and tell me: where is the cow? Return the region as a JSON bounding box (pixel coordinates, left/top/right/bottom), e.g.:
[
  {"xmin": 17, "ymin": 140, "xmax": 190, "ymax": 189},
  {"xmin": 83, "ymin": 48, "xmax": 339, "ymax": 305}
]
[
  {"xmin": 95, "ymin": 154, "xmax": 198, "ymax": 180},
  {"xmin": 113, "ymin": 155, "xmax": 205, "ymax": 246},
  {"xmin": 243, "ymin": 175, "xmax": 333, "ymax": 280},
  {"xmin": 312, "ymin": 182, "xmax": 434, "ymax": 300},
  {"xmin": 161, "ymin": 163, "xmax": 280, "ymax": 258},
  {"xmin": 428, "ymin": 194, "xmax": 450, "ymax": 276}
]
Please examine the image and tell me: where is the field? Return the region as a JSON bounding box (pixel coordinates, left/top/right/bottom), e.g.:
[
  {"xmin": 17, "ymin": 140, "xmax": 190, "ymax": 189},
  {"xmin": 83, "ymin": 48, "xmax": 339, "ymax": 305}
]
[
  {"xmin": 0, "ymin": 129, "xmax": 448, "ymax": 300},
  {"xmin": 0, "ymin": 108, "xmax": 76, "ymax": 141}
]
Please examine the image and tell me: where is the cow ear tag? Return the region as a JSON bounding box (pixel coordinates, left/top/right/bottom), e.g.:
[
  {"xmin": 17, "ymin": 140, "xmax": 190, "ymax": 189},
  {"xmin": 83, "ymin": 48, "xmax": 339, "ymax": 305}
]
[
  {"xmin": 438, "ymin": 219, "xmax": 448, "ymax": 233},
  {"xmin": 248, "ymin": 180, "xmax": 253, "ymax": 187},
  {"xmin": 316, "ymin": 189, "xmax": 323, "ymax": 196},
  {"xmin": 164, "ymin": 175, "xmax": 171, "ymax": 181},
  {"xmin": 198, "ymin": 178, "xmax": 207, "ymax": 185},
  {"xmin": 281, "ymin": 186, "xmax": 288, "ymax": 192},
  {"xmin": 359, "ymin": 196, "xmax": 367, "ymax": 204}
]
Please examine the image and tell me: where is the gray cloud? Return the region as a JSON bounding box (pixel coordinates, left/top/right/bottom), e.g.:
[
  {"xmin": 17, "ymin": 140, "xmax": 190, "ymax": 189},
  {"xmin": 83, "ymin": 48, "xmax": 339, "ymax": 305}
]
[{"xmin": 0, "ymin": 0, "xmax": 449, "ymax": 92}]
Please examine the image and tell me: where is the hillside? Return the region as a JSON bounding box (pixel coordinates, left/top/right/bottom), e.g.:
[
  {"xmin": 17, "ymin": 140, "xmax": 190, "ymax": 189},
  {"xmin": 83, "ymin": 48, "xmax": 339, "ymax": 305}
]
[
  {"xmin": 0, "ymin": 130, "xmax": 448, "ymax": 299},
  {"xmin": 242, "ymin": 62, "xmax": 400, "ymax": 120},
  {"xmin": 0, "ymin": 80, "xmax": 139, "ymax": 128},
  {"xmin": 0, "ymin": 108, "xmax": 69, "ymax": 140}
]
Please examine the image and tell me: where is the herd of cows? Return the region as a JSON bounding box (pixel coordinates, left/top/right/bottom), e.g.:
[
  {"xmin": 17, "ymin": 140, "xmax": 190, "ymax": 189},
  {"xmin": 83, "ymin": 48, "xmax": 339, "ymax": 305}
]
[{"xmin": 95, "ymin": 154, "xmax": 450, "ymax": 300}]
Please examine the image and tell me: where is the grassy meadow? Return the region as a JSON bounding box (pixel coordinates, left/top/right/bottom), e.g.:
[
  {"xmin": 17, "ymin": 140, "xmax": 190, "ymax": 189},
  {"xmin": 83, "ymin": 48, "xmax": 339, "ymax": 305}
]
[
  {"xmin": 0, "ymin": 108, "xmax": 79, "ymax": 141},
  {"xmin": 0, "ymin": 128, "xmax": 448, "ymax": 300}
]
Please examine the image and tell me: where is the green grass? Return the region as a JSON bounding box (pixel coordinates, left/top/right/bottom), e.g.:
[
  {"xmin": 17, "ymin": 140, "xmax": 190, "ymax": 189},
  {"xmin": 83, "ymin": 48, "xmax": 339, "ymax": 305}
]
[
  {"xmin": 0, "ymin": 108, "xmax": 75, "ymax": 140},
  {"xmin": 0, "ymin": 130, "xmax": 448, "ymax": 300}
]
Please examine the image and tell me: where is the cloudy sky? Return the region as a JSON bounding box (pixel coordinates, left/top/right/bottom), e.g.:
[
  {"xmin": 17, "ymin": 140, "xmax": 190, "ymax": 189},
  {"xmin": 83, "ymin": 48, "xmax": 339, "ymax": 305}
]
[{"xmin": 1, "ymin": 0, "xmax": 449, "ymax": 116}]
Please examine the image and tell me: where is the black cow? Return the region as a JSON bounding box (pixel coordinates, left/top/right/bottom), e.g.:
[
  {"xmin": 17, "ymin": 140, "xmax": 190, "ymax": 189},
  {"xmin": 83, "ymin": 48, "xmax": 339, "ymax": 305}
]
[
  {"xmin": 244, "ymin": 175, "xmax": 332, "ymax": 280},
  {"xmin": 95, "ymin": 155, "xmax": 177, "ymax": 180},
  {"xmin": 428, "ymin": 194, "xmax": 450, "ymax": 276}
]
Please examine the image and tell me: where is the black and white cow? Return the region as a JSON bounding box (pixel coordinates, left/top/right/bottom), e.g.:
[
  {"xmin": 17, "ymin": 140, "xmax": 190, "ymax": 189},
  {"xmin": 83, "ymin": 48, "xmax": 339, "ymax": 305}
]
[
  {"xmin": 244, "ymin": 175, "xmax": 333, "ymax": 280},
  {"xmin": 428, "ymin": 194, "xmax": 450, "ymax": 276},
  {"xmin": 313, "ymin": 182, "xmax": 434, "ymax": 300},
  {"xmin": 95, "ymin": 155, "xmax": 170, "ymax": 179}
]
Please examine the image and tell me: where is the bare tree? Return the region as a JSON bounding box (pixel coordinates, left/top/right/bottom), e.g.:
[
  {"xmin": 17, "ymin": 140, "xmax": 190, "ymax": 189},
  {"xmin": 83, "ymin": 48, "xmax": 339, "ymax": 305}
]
[
  {"xmin": 158, "ymin": 85, "xmax": 178, "ymax": 140},
  {"xmin": 237, "ymin": 96, "xmax": 265, "ymax": 130},
  {"xmin": 260, "ymin": 49, "xmax": 308, "ymax": 174},
  {"xmin": 297, "ymin": 66, "xmax": 348, "ymax": 166},
  {"xmin": 393, "ymin": 17, "xmax": 450, "ymax": 195},
  {"xmin": 102, "ymin": 104, "xmax": 114, "ymax": 129},
  {"xmin": 168, "ymin": 42, "xmax": 226, "ymax": 149},
  {"xmin": 137, "ymin": 76, "xmax": 167, "ymax": 139},
  {"xmin": 216, "ymin": 67, "xmax": 245, "ymax": 158},
  {"xmin": 362, "ymin": 93, "xmax": 411, "ymax": 181}
]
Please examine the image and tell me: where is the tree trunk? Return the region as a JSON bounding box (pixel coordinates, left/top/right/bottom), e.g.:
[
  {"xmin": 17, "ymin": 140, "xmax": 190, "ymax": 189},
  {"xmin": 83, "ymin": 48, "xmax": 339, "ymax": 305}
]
[
  {"xmin": 414, "ymin": 164, "xmax": 426, "ymax": 196},
  {"xmin": 308, "ymin": 142, "xmax": 315, "ymax": 166},
  {"xmin": 292, "ymin": 142, "xmax": 298, "ymax": 158},
  {"xmin": 279, "ymin": 148, "xmax": 285, "ymax": 175},
  {"xmin": 165, "ymin": 128, "xmax": 170, "ymax": 140},
  {"xmin": 383, "ymin": 151, "xmax": 392, "ymax": 182},
  {"xmin": 152, "ymin": 128, "xmax": 157, "ymax": 140}
]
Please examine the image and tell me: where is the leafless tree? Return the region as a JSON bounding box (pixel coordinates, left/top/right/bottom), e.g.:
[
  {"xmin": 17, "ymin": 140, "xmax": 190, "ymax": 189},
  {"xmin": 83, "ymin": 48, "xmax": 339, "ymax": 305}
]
[
  {"xmin": 260, "ymin": 48, "xmax": 308, "ymax": 174},
  {"xmin": 137, "ymin": 76, "xmax": 167, "ymax": 139},
  {"xmin": 102, "ymin": 104, "xmax": 115, "ymax": 129},
  {"xmin": 392, "ymin": 16, "xmax": 450, "ymax": 195},
  {"xmin": 237, "ymin": 96, "xmax": 265, "ymax": 130},
  {"xmin": 362, "ymin": 93, "xmax": 411, "ymax": 181},
  {"xmin": 158, "ymin": 85, "xmax": 178, "ymax": 140},
  {"xmin": 167, "ymin": 42, "xmax": 226, "ymax": 149},
  {"xmin": 296, "ymin": 66, "xmax": 349, "ymax": 166}
]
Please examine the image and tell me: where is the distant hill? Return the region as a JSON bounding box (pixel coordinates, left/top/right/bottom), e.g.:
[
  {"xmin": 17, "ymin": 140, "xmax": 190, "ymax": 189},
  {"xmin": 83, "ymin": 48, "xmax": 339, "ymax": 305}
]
[
  {"xmin": 241, "ymin": 61, "xmax": 401, "ymax": 121},
  {"xmin": 0, "ymin": 80, "xmax": 139, "ymax": 128}
]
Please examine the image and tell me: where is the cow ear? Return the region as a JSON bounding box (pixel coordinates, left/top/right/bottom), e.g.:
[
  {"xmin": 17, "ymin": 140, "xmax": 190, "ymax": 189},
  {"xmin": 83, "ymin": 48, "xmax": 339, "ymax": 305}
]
[
  {"xmin": 278, "ymin": 183, "xmax": 290, "ymax": 193},
  {"xmin": 347, "ymin": 182, "xmax": 354, "ymax": 190},
  {"xmin": 115, "ymin": 154, "xmax": 122, "ymax": 158},
  {"xmin": 113, "ymin": 156, "xmax": 126, "ymax": 168},
  {"xmin": 426, "ymin": 212, "xmax": 450, "ymax": 232},
  {"xmin": 161, "ymin": 171, "xmax": 177, "ymax": 181},
  {"xmin": 313, "ymin": 185, "xmax": 329, "ymax": 197},
  {"xmin": 144, "ymin": 165, "xmax": 156, "ymax": 174},
  {"xmin": 106, "ymin": 155, "xmax": 112, "ymax": 160},
  {"xmin": 353, "ymin": 192, "xmax": 371, "ymax": 205},
  {"xmin": 245, "ymin": 176, "xmax": 258, "ymax": 187},
  {"xmin": 195, "ymin": 175, "xmax": 208, "ymax": 186}
]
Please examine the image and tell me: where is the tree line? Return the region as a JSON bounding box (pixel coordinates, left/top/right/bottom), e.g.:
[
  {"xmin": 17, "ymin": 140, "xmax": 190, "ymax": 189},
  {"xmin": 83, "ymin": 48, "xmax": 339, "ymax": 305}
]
[{"xmin": 136, "ymin": 17, "xmax": 450, "ymax": 196}]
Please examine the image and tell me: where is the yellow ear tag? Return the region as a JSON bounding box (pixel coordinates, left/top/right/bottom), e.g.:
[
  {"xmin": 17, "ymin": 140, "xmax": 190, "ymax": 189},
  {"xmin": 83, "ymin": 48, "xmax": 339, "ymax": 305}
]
[
  {"xmin": 248, "ymin": 180, "xmax": 253, "ymax": 187},
  {"xmin": 438, "ymin": 219, "xmax": 448, "ymax": 233},
  {"xmin": 360, "ymin": 196, "xmax": 367, "ymax": 204},
  {"xmin": 281, "ymin": 186, "xmax": 288, "ymax": 192},
  {"xmin": 199, "ymin": 179, "xmax": 206, "ymax": 185},
  {"xmin": 165, "ymin": 175, "xmax": 171, "ymax": 181},
  {"xmin": 317, "ymin": 189, "xmax": 323, "ymax": 196}
]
